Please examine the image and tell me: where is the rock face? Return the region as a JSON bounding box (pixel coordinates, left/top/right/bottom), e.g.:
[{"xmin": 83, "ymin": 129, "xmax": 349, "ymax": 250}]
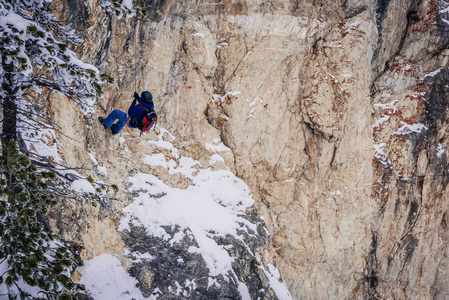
[
  {"xmin": 122, "ymin": 214, "xmax": 275, "ymax": 299},
  {"xmin": 42, "ymin": 0, "xmax": 449, "ymax": 299}
]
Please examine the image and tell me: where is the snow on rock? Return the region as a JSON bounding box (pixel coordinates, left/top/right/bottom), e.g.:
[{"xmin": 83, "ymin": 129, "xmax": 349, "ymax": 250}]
[
  {"xmin": 143, "ymin": 151, "xmax": 199, "ymax": 179},
  {"xmin": 205, "ymin": 138, "xmax": 231, "ymax": 165},
  {"xmin": 127, "ymin": 172, "xmax": 168, "ymax": 197},
  {"xmin": 343, "ymin": 21, "xmax": 362, "ymax": 36},
  {"xmin": 39, "ymin": 1, "xmax": 449, "ymax": 298},
  {"xmin": 394, "ymin": 122, "xmax": 428, "ymax": 135},
  {"xmin": 143, "ymin": 153, "xmax": 168, "ymax": 169},
  {"xmin": 374, "ymin": 143, "xmax": 391, "ymax": 167},
  {"xmin": 437, "ymin": 144, "xmax": 445, "ymax": 158},
  {"xmin": 209, "ymin": 153, "xmax": 225, "ymax": 165},
  {"xmin": 261, "ymin": 264, "xmax": 293, "ymax": 300},
  {"xmin": 205, "ymin": 138, "xmax": 232, "ymax": 153},
  {"xmin": 238, "ymin": 281, "xmax": 251, "ymax": 300},
  {"xmin": 71, "ymin": 179, "xmax": 96, "ymax": 194},
  {"xmin": 116, "ymin": 131, "xmax": 287, "ymax": 299},
  {"xmin": 373, "ymin": 115, "xmax": 390, "ymax": 129},
  {"xmin": 144, "ymin": 129, "xmax": 201, "ymax": 177},
  {"xmin": 422, "ymin": 68, "xmax": 443, "ymax": 80},
  {"xmin": 18, "ymin": 118, "xmax": 63, "ymax": 163},
  {"xmin": 438, "ymin": 1, "xmax": 449, "ymax": 28},
  {"xmin": 212, "ymin": 91, "xmax": 241, "ymax": 103},
  {"xmin": 170, "ymin": 156, "xmax": 199, "ymax": 179},
  {"xmin": 89, "ymin": 152, "xmax": 107, "ymax": 175},
  {"xmin": 191, "ymin": 32, "xmax": 205, "ymax": 37},
  {"xmin": 373, "ymin": 100, "xmax": 399, "ymax": 113},
  {"xmin": 147, "ymin": 130, "xmax": 178, "ymax": 157},
  {"xmin": 120, "ymin": 169, "xmax": 255, "ymax": 276},
  {"xmin": 79, "ymin": 254, "xmax": 145, "ymax": 300}
]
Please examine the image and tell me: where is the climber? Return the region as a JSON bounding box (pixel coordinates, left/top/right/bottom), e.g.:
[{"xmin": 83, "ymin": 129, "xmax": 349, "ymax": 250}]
[{"xmin": 98, "ymin": 91, "xmax": 156, "ymax": 135}]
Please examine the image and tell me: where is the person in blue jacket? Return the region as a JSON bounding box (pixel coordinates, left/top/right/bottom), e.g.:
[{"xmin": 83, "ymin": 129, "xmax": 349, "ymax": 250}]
[{"xmin": 99, "ymin": 91, "xmax": 154, "ymax": 135}]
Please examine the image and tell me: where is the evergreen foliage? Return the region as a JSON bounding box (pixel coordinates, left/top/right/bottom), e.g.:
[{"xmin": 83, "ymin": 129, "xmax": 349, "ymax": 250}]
[
  {"xmin": 0, "ymin": 141, "xmax": 83, "ymax": 299},
  {"xmin": 0, "ymin": 0, "xmax": 109, "ymax": 114},
  {"xmin": 0, "ymin": 2, "xmax": 142, "ymax": 297},
  {"xmin": 100, "ymin": 0, "xmax": 147, "ymax": 18},
  {"xmin": 0, "ymin": 0, "xmax": 145, "ymax": 157}
]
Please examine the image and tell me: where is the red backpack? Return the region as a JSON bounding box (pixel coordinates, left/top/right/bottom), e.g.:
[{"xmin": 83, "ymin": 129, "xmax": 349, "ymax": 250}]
[{"xmin": 136, "ymin": 105, "xmax": 157, "ymax": 132}]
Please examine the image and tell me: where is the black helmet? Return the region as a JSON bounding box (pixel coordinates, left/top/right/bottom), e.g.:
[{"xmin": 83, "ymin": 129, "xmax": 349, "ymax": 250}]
[{"xmin": 141, "ymin": 91, "xmax": 153, "ymax": 103}]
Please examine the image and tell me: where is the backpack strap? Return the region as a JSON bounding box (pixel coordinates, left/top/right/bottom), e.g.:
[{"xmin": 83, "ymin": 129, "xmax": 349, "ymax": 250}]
[
  {"xmin": 137, "ymin": 104, "xmax": 146, "ymax": 136},
  {"xmin": 139, "ymin": 104, "xmax": 148, "ymax": 112}
]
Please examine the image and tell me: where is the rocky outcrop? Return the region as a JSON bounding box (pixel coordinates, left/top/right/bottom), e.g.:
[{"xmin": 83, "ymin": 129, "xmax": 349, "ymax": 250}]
[
  {"xmin": 122, "ymin": 213, "xmax": 276, "ymax": 299},
  {"xmin": 39, "ymin": 0, "xmax": 449, "ymax": 299},
  {"xmin": 370, "ymin": 1, "xmax": 449, "ymax": 298}
]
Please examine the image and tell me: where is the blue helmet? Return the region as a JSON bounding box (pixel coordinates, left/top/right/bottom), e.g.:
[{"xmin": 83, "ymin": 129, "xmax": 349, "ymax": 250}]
[{"xmin": 141, "ymin": 91, "xmax": 153, "ymax": 103}]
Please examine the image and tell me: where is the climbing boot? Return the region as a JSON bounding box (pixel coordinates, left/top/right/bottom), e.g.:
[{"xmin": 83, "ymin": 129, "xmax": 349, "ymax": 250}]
[{"xmin": 98, "ymin": 117, "xmax": 107, "ymax": 129}]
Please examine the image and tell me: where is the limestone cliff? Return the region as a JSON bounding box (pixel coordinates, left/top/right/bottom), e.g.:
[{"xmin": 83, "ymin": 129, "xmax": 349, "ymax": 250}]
[{"xmin": 39, "ymin": 0, "xmax": 449, "ymax": 299}]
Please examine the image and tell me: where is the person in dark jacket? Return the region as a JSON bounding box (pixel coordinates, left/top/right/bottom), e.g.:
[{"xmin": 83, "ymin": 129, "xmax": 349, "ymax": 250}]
[{"xmin": 99, "ymin": 91, "xmax": 154, "ymax": 135}]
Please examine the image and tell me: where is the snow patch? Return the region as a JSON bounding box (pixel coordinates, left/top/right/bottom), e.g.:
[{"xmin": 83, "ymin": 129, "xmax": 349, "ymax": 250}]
[
  {"xmin": 344, "ymin": 21, "xmax": 361, "ymax": 34},
  {"xmin": 209, "ymin": 153, "xmax": 225, "ymax": 165},
  {"xmin": 440, "ymin": 1, "xmax": 449, "ymax": 14},
  {"xmin": 437, "ymin": 144, "xmax": 445, "ymax": 157},
  {"xmin": 145, "ymin": 150, "xmax": 200, "ymax": 179},
  {"xmin": 148, "ymin": 134, "xmax": 179, "ymax": 157},
  {"xmin": 119, "ymin": 169, "xmax": 256, "ymax": 277},
  {"xmin": 331, "ymin": 190, "xmax": 341, "ymax": 196},
  {"xmin": 158, "ymin": 127, "xmax": 176, "ymax": 141},
  {"xmin": 238, "ymin": 281, "xmax": 251, "ymax": 300},
  {"xmin": 144, "ymin": 153, "xmax": 168, "ymax": 169},
  {"xmin": 88, "ymin": 152, "xmax": 107, "ymax": 175},
  {"xmin": 79, "ymin": 254, "xmax": 144, "ymax": 300},
  {"xmin": 243, "ymin": 51, "xmax": 253, "ymax": 60},
  {"xmin": 395, "ymin": 122, "xmax": 428, "ymax": 135},
  {"xmin": 71, "ymin": 179, "xmax": 95, "ymax": 194},
  {"xmin": 439, "ymin": 1, "xmax": 449, "ymax": 26},
  {"xmin": 206, "ymin": 138, "xmax": 230, "ymax": 165},
  {"xmin": 170, "ymin": 156, "xmax": 199, "ymax": 179},
  {"xmin": 246, "ymin": 98, "xmax": 264, "ymax": 119},
  {"xmin": 423, "ymin": 68, "xmax": 442, "ymax": 79},
  {"xmin": 323, "ymin": 42, "xmax": 342, "ymax": 48},
  {"xmin": 248, "ymin": 98, "xmax": 263, "ymax": 107},
  {"xmin": 261, "ymin": 264, "xmax": 293, "ymax": 300},
  {"xmin": 19, "ymin": 120, "xmax": 62, "ymax": 164},
  {"xmin": 373, "ymin": 100, "xmax": 399, "ymax": 113},
  {"xmin": 97, "ymin": 166, "xmax": 107, "ymax": 175},
  {"xmin": 127, "ymin": 172, "xmax": 169, "ymax": 197},
  {"xmin": 373, "ymin": 115, "xmax": 390, "ymax": 129},
  {"xmin": 118, "ymin": 128, "xmax": 289, "ymax": 298},
  {"xmin": 217, "ymin": 42, "xmax": 229, "ymax": 48},
  {"xmin": 374, "ymin": 143, "xmax": 390, "ymax": 167},
  {"xmin": 206, "ymin": 138, "xmax": 231, "ymax": 153},
  {"xmin": 212, "ymin": 91, "xmax": 241, "ymax": 103},
  {"xmin": 191, "ymin": 32, "xmax": 205, "ymax": 37},
  {"xmin": 133, "ymin": 252, "xmax": 154, "ymax": 263}
]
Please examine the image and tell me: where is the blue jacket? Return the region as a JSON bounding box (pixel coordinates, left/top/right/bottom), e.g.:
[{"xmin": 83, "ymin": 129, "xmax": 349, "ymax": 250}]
[{"xmin": 128, "ymin": 99, "xmax": 154, "ymax": 128}]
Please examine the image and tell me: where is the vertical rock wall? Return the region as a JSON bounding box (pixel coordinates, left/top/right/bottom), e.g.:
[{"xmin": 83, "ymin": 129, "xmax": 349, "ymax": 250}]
[
  {"xmin": 48, "ymin": 0, "xmax": 449, "ymax": 299},
  {"xmin": 370, "ymin": 0, "xmax": 449, "ymax": 298}
]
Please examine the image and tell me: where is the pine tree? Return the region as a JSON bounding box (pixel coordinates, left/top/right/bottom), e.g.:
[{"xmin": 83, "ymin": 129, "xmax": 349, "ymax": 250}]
[
  {"xmin": 0, "ymin": 140, "xmax": 83, "ymax": 299},
  {"xmin": 100, "ymin": 0, "xmax": 146, "ymax": 18},
  {"xmin": 0, "ymin": 0, "xmax": 146, "ymax": 157},
  {"xmin": 0, "ymin": 0, "xmax": 103, "ymax": 157},
  {"xmin": 0, "ymin": 1, "xmax": 144, "ymax": 298}
]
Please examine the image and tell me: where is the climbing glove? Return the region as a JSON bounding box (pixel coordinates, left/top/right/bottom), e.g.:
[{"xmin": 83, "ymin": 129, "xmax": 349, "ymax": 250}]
[{"xmin": 133, "ymin": 92, "xmax": 139, "ymax": 101}]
